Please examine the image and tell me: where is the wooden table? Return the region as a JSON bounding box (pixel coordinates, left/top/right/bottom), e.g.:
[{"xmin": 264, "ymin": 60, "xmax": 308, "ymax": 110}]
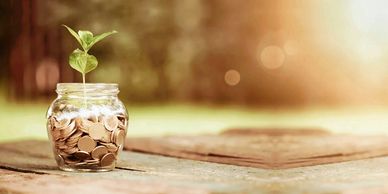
[{"xmin": 1, "ymin": 140, "xmax": 388, "ymax": 194}]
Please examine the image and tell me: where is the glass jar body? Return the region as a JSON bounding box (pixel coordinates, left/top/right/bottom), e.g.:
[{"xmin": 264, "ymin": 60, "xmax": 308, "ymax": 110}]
[{"xmin": 46, "ymin": 83, "xmax": 128, "ymax": 172}]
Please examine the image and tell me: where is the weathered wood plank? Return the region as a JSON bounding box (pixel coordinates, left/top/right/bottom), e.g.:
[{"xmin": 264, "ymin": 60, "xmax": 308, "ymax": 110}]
[
  {"xmin": 0, "ymin": 140, "xmax": 272, "ymax": 194},
  {"xmin": 3, "ymin": 140, "xmax": 388, "ymax": 193},
  {"xmin": 125, "ymin": 128, "xmax": 388, "ymax": 169},
  {"xmin": 0, "ymin": 169, "xmax": 208, "ymax": 194}
]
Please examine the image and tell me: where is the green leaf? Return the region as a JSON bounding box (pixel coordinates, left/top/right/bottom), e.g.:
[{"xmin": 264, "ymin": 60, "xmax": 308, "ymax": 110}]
[
  {"xmin": 78, "ymin": 30, "xmax": 94, "ymax": 51},
  {"xmin": 62, "ymin": 25, "xmax": 84, "ymax": 50},
  {"xmin": 69, "ymin": 49, "xmax": 98, "ymax": 74},
  {"xmin": 86, "ymin": 30, "xmax": 117, "ymax": 51},
  {"xmin": 85, "ymin": 54, "xmax": 98, "ymax": 74}
]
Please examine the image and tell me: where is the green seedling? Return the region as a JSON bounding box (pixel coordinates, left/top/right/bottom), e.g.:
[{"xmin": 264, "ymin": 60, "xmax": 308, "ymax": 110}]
[{"xmin": 62, "ymin": 25, "xmax": 117, "ymax": 84}]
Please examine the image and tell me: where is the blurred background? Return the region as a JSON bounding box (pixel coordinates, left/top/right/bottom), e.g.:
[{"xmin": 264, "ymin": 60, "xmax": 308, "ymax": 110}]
[{"xmin": 1, "ymin": 0, "xmax": 388, "ymax": 141}]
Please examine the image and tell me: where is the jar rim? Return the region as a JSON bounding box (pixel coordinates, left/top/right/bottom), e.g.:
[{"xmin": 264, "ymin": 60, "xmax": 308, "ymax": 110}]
[
  {"xmin": 57, "ymin": 83, "xmax": 118, "ymax": 87},
  {"xmin": 56, "ymin": 83, "xmax": 119, "ymax": 96}
]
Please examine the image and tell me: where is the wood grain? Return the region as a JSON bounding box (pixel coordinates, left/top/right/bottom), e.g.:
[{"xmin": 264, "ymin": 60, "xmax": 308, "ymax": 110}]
[
  {"xmin": 0, "ymin": 169, "xmax": 207, "ymax": 194},
  {"xmin": 125, "ymin": 128, "xmax": 388, "ymax": 169},
  {"xmin": 2, "ymin": 140, "xmax": 388, "ymax": 193},
  {"xmin": 0, "ymin": 140, "xmax": 271, "ymax": 194}
]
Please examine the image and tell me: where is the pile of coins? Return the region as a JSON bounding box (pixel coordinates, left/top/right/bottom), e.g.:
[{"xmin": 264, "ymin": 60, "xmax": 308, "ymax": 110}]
[{"xmin": 47, "ymin": 114, "xmax": 127, "ymax": 168}]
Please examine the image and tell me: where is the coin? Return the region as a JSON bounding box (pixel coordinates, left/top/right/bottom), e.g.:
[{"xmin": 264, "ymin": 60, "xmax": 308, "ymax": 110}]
[
  {"xmin": 91, "ymin": 146, "xmax": 108, "ymax": 160},
  {"xmin": 55, "ymin": 118, "xmax": 70, "ymax": 129},
  {"xmin": 85, "ymin": 159, "xmax": 100, "ymax": 164},
  {"xmin": 51, "ymin": 130, "xmax": 61, "ymax": 141},
  {"xmin": 77, "ymin": 136, "xmax": 96, "ymax": 152},
  {"xmin": 103, "ymin": 115, "xmax": 119, "ymax": 131},
  {"xmin": 60, "ymin": 120, "xmax": 77, "ymax": 140},
  {"xmin": 115, "ymin": 130, "xmax": 126, "ymax": 146},
  {"xmin": 88, "ymin": 123, "xmax": 106, "ymax": 139},
  {"xmin": 79, "ymin": 118, "xmax": 94, "ymax": 133},
  {"xmin": 89, "ymin": 115, "xmax": 98, "ymax": 123},
  {"xmin": 55, "ymin": 154, "xmax": 65, "ymax": 166},
  {"xmin": 100, "ymin": 153, "xmax": 115, "ymax": 167},
  {"xmin": 66, "ymin": 130, "xmax": 83, "ymax": 147},
  {"xmin": 74, "ymin": 151, "xmax": 91, "ymax": 160},
  {"xmin": 63, "ymin": 147, "xmax": 78, "ymax": 154},
  {"xmin": 100, "ymin": 142, "xmax": 118, "ymax": 153},
  {"xmin": 101, "ymin": 130, "xmax": 112, "ymax": 142},
  {"xmin": 48, "ymin": 117, "xmax": 56, "ymax": 130}
]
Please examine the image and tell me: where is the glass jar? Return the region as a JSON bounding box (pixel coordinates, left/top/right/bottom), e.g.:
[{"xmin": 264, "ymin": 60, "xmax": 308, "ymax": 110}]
[{"xmin": 46, "ymin": 83, "xmax": 128, "ymax": 172}]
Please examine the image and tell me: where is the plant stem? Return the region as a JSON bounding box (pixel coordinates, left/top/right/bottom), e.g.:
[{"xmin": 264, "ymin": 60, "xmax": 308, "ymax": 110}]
[{"xmin": 82, "ymin": 73, "xmax": 87, "ymax": 107}]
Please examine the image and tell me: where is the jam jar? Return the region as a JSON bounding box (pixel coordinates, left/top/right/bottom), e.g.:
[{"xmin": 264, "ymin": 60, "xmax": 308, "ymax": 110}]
[{"xmin": 46, "ymin": 83, "xmax": 128, "ymax": 172}]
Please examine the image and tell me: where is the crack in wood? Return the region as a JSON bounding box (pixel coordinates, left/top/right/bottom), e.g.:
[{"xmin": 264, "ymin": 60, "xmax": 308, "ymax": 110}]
[
  {"xmin": 0, "ymin": 165, "xmax": 48, "ymax": 175},
  {"xmin": 115, "ymin": 166, "xmax": 146, "ymax": 172}
]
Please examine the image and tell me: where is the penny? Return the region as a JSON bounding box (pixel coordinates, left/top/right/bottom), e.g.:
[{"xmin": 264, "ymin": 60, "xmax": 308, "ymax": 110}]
[
  {"xmin": 55, "ymin": 154, "xmax": 65, "ymax": 166},
  {"xmin": 100, "ymin": 130, "xmax": 112, "ymax": 142},
  {"xmin": 48, "ymin": 117, "xmax": 56, "ymax": 130},
  {"xmin": 63, "ymin": 147, "xmax": 78, "ymax": 154},
  {"xmin": 100, "ymin": 142, "xmax": 118, "ymax": 153},
  {"xmin": 51, "ymin": 130, "xmax": 61, "ymax": 141},
  {"xmin": 49, "ymin": 113, "xmax": 126, "ymax": 169},
  {"xmin": 115, "ymin": 130, "xmax": 126, "ymax": 146},
  {"xmin": 58, "ymin": 144, "xmax": 68, "ymax": 150},
  {"xmin": 55, "ymin": 118, "xmax": 70, "ymax": 129},
  {"xmin": 60, "ymin": 120, "xmax": 77, "ymax": 140},
  {"xmin": 88, "ymin": 123, "xmax": 107, "ymax": 141},
  {"xmin": 66, "ymin": 130, "xmax": 83, "ymax": 147},
  {"xmin": 79, "ymin": 118, "xmax": 94, "ymax": 133},
  {"xmin": 89, "ymin": 115, "xmax": 98, "ymax": 123},
  {"xmin": 100, "ymin": 153, "xmax": 115, "ymax": 167},
  {"xmin": 77, "ymin": 136, "xmax": 96, "ymax": 152},
  {"xmin": 91, "ymin": 146, "xmax": 108, "ymax": 160},
  {"xmin": 85, "ymin": 159, "xmax": 100, "ymax": 164},
  {"xmin": 74, "ymin": 151, "xmax": 91, "ymax": 160},
  {"xmin": 65, "ymin": 159, "xmax": 81, "ymax": 165},
  {"xmin": 103, "ymin": 115, "xmax": 119, "ymax": 131},
  {"xmin": 74, "ymin": 161, "xmax": 88, "ymax": 166}
]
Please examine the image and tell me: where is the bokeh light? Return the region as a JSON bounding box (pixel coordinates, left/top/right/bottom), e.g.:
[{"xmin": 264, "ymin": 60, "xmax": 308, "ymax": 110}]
[
  {"xmin": 224, "ymin": 69, "xmax": 241, "ymax": 86},
  {"xmin": 259, "ymin": 45, "xmax": 286, "ymax": 69}
]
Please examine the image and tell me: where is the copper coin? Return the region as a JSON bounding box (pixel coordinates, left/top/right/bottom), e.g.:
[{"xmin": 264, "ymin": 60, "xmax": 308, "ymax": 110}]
[
  {"xmin": 55, "ymin": 154, "xmax": 65, "ymax": 166},
  {"xmin": 101, "ymin": 130, "xmax": 112, "ymax": 142},
  {"xmin": 88, "ymin": 123, "xmax": 107, "ymax": 141},
  {"xmin": 115, "ymin": 130, "xmax": 126, "ymax": 146},
  {"xmin": 100, "ymin": 142, "xmax": 118, "ymax": 153},
  {"xmin": 55, "ymin": 118, "xmax": 70, "ymax": 129},
  {"xmin": 51, "ymin": 130, "xmax": 61, "ymax": 141},
  {"xmin": 77, "ymin": 136, "xmax": 96, "ymax": 152},
  {"xmin": 89, "ymin": 115, "xmax": 98, "ymax": 123},
  {"xmin": 66, "ymin": 130, "xmax": 83, "ymax": 147},
  {"xmin": 63, "ymin": 147, "xmax": 78, "ymax": 154},
  {"xmin": 74, "ymin": 151, "xmax": 91, "ymax": 160},
  {"xmin": 79, "ymin": 118, "xmax": 94, "ymax": 133},
  {"xmin": 100, "ymin": 153, "xmax": 115, "ymax": 167},
  {"xmin": 91, "ymin": 146, "xmax": 108, "ymax": 160},
  {"xmin": 61, "ymin": 120, "xmax": 77, "ymax": 140},
  {"xmin": 103, "ymin": 115, "xmax": 119, "ymax": 131},
  {"xmin": 85, "ymin": 159, "xmax": 100, "ymax": 164}
]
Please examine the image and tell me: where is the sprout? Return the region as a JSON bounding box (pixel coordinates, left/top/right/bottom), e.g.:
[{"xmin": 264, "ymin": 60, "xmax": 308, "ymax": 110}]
[{"xmin": 62, "ymin": 25, "xmax": 117, "ymax": 84}]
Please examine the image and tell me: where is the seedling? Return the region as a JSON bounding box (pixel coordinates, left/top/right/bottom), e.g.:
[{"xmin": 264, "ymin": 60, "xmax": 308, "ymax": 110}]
[{"xmin": 62, "ymin": 25, "xmax": 117, "ymax": 84}]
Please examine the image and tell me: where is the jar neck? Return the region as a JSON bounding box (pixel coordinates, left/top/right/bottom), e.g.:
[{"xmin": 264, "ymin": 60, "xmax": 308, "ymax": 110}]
[{"xmin": 56, "ymin": 83, "xmax": 119, "ymax": 99}]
